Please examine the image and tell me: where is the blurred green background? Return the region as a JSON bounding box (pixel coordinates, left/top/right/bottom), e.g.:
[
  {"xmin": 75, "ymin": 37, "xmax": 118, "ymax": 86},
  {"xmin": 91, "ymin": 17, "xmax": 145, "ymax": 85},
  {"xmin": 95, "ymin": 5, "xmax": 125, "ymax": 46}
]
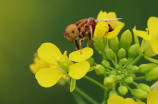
[{"xmin": 0, "ymin": 0, "xmax": 158, "ymax": 104}]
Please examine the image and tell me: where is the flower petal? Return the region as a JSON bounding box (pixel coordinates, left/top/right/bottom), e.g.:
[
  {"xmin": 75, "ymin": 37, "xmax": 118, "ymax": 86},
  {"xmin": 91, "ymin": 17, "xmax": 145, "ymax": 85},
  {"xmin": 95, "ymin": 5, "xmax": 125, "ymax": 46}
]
[
  {"xmin": 94, "ymin": 21, "xmax": 109, "ymax": 38},
  {"xmin": 68, "ymin": 61, "xmax": 90, "ymax": 79},
  {"xmin": 96, "ymin": 10, "xmax": 107, "ymax": 19},
  {"xmin": 147, "ymin": 17, "xmax": 158, "ymax": 36},
  {"xmin": 37, "ymin": 43, "xmax": 63, "ymax": 64},
  {"xmin": 150, "ymin": 37, "xmax": 158, "ymax": 54},
  {"xmin": 105, "ymin": 27, "xmax": 121, "ymax": 38},
  {"xmin": 108, "ymin": 96, "xmax": 128, "ymax": 104},
  {"xmin": 35, "ymin": 67, "xmax": 65, "ymax": 87},
  {"xmin": 133, "ymin": 29, "xmax": 151, "ymax": 41},
  {"xmin": 107, "ymin": 12, "xmax": 117, "ymax": 18},
  {"xmin": 147, "ymin": 90, "xmax": 158, "ymax": 104},
  {"xmin": 125, "ymin": 98, "xmax": 137, "ymax": 104},
  {"xmin": 69, "ymin": 47, "xmax": 93, "ymax": 62}
]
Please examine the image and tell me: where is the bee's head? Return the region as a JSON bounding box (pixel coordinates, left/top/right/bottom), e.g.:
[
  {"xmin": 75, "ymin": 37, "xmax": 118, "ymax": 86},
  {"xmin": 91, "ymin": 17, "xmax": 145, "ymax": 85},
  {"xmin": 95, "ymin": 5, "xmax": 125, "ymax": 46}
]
[{"xmin": 64, "ymin": 24, "xmax": 79, "ymax": 42}]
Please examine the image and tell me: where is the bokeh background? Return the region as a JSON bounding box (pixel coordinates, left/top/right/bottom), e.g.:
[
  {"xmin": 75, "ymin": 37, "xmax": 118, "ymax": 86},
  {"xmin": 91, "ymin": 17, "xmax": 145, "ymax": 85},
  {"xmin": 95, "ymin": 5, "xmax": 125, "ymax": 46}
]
[{"xmin": 0, "ymin": 0, "xmax": 158, "ymax": 104}]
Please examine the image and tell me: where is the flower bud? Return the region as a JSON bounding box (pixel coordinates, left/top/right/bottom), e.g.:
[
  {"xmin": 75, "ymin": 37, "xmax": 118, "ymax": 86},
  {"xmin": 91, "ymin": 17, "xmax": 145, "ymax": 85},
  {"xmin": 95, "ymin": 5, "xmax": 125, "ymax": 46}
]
[
  {"xmin": 108, "ymin": 36, "xmax": 119, "ymax": 52},
  {"xmin": 131, "ymin": 66, "xmax": 139, "ymax": 73},
  {"xmin": 86, "ymin": 57, "xmax": 95, "ymax": 66},
  {"xmin": 104, "ymin": 77, "xmax": 114, "ymax": 89},
  {"xmin": 95, "ymin": 64, "xmax": 105, "ymax": 76},
  {"xmin": 118, "ymin": 86, "xmax": 128, "ymax": 95},
  {"xmin": 93, "ymin": 35, "xmax": 105, "ymax": 51},
  {"xmin": 129, "ymin": 73, "xmax": 136, "ymax": 78},
  {"xmin": 120, "ymin": 30, "xmax": 132, "ymax": 51},
  {"xmin": 109, "ymin": 75, "xmax": 116, "ymax": 81},
  {"xmin": 116, "ymin": 75, "xmax": 122, "ymax": 81},
  {"xmin": 115, "ymin": 65, "xmax": 120, "ymax": 70},
  {"xmin": 103, "ymin": 36, "xmax": 108, "ymax": 47},
  {"xmin": 138, "ymin": 64, "xmax": 150, "ymax": 74},
  {"xmin": 136, "ymin": 83, "xmax": 151, "ymax": 93},
  {"xmin": 106, "ymin": 49, "xmax": 114, "ymax": 60},
  {"xmin": 131, "ymin": 89, "xmax": 147, "ymax": 99},
  {"xmin": 101, "ymin": 60, "xmax": 110, "ymax": 69},
  {"xmin": 128, "ymin": 44, "xmax": 139, "ymax": 58},
  {"xmin": 145, "ymin": 67, "xmax": 158, "ymax": 81},
  {"xmin": 125, "ymin": 77, "xmax": 133, "ymax": 84},
  {"xmin": 109, "ymin": 90, "xmax": 119, "ymax": 98},
  {"xmin": 126, "ymin": 65, "xmax": 133, "ymax": 70},
  {"xmin": 117, "ymin": 48, "xmax": 126, "ymax": 59},
  {"xmin": 120, "ymin": 58, "xmax": 127, "ymax": 65}
]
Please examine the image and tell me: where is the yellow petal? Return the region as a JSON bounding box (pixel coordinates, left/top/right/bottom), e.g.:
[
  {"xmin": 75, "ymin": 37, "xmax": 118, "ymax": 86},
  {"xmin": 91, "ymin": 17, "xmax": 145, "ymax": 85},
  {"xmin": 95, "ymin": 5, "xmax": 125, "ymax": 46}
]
[
  {"xmin": 147, "ymin": 90, "xmax": 158, "ymax": 104},
  {"xmin": 137, "ymin": 101, "xmax": 146, "ymax": 104},
  {"xmin": 147, "ymin": 17, "xmax": 158, "ymax": 36},
  {"xmin": 133, "ymin": 29, "xmax": 151, "ymax": 41},
  {"xmin": 96, "ymin": 10, "xmax": 107, "ymax": 19},
  {"xmin": 37, "ymin": 43, "xmax": 63, "ymax": 64},
  {"xmin": 108, "ymin": 96, "xmax": 128, "ymax": 104},
  {"xmin": 35, "ymin": 67, "xmax": 65, "ymax": 87},
  {"xmin": 68, "ymin": 61, "xmax": 90, "ymax": 79},
  {"xmin": 107, "ymin": 12, "xmax": 117, "ymax": 18},
  {"xmin": 69, "ymin": 47, "xmax": 93, "ymax": 62},
  {"xmin": 94, "ymin": 21, "xmax": 109, "ymax": 38},
  {"xmin": 125, "ymin": 98, "xmax": 137, "ymax": 104},
  {"xmin": 106, "ymin": 27, "xmax": 121, "ymax": 38},
  {"xmin": 150, "ymin": 37, "xmax": 158, "ymax": 54}
]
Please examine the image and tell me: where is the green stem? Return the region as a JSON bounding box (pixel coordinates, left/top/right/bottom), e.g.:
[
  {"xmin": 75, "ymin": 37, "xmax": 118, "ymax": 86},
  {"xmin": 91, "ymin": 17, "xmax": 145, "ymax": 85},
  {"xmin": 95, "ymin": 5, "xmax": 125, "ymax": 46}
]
[
  {"xmin": 74, "ymin": 86, "xmax": 99, "ymax": 104},
  {"xmin": 101, "ymin": 51, "xmax": 106, "ymax": 60},
  {"xmin": 112, "ymin": 60, "xmax": 116, "ymax": 67},
  {"xmin": 130, "ymin": 55, "xmax": 143, "ymax": 65},
  {"xmin": 109, "ymin": 67, "xmax": 115, "ymax": 70},
  {"xmin": 84, "ymin": 76, "xmax": 106, "ymax": 91},
  {"xmin": 133, "ymin": 76, "xmax": 145, "ymax": 80},
  {"xmin": 122, "ymin": 81, "xmax": 132, "ymax": 91},
  {"xmin": 103, "ymin": 89, "xmax": 111, "ymax": 104}
]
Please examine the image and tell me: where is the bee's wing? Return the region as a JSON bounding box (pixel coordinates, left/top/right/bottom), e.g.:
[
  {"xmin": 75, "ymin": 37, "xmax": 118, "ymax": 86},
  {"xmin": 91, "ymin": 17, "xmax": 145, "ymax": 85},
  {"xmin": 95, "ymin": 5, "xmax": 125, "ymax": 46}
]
[{"xmin": 95, "ymin": 18, "xmax": 122, "ymax": 22}]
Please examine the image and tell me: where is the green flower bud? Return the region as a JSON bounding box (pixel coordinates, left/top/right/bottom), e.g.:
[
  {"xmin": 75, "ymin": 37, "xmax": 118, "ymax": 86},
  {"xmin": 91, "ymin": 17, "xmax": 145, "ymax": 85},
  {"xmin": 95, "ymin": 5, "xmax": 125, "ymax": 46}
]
[
  {"xmin": 116, "ymin": 75, "xmax": 122, "ymax": 81},
  {"xmin": 145, "ymin": 67, "xmax": 158, "ymax": 81},
  {"xmin": 93, "ymin": 35, "xmax": 105, "ymax": 51},
  {"xmin": 117, "ymin": 48, "xmax": 126, "ymax": 59},
  {"xmin": 95, "ymin": 64, "xmax": 105, "ymax": 76},
  {"xmin": 126, "ymin": 65, "xmax": 133, "ymax": 70},
  {"xmin": 104, "ymin": 77, "xmax": 114, "ymax": 89},
  {"xmin": 103, "ymin": 36, "xmax": 108, "ymax": 47},
  {"xmin": 136, "ymin": 83, "xmax": 151, "ymax": 93},
  {"xmin": 111, "ymin": 70, "xmax": 116, "ymax": 75},
  {"xmin": 120, "ymin": 58, "xmax": 127, "ymax": 65},
  {"xmin": 109, "ymin": 90, "xmax": 119, "ymax": 98},
  {"xmin": 128, "ymin": 73, "xmax": 136, "ymax": 78},
  {"xmin": 118, "ymin": 86, "xmax": 128, "ymax": 95},
  {"xmin": 131, "ymin": 89, "xmax": 147, "ymax": 99},
  {"xmin": 106, "ymin": 49, "xmax": 114, "ymax": 60},
  {"xmin": 139, "ymin": 64, "xmax": 150, "ymax": 74},
  {"xmin": 86, "ymin": 57, "xmax": 95, "ymax": 66},
  {"xmin": 101, "ymin": 60, "xmax": 110, "ymax": 69},
  {"xmin": 108, "ymin": 36, "xmax": 119, "ymax": 52},
  {"xmin": 128, "ymin": 44, "xmax": 139, "ymax": 58},
  {"xmin": 115, "ymin": 65, "xmax": 120, "ymax": 70},
  {"xmin": 109, "ymin": 75, "xmax": 116, "ymax": 81},
  {"xmin": 131, "ymin": 66, "xmax": 139, "ymax": 73},
  {"xmin": 125, "ymin": 77, "xmax": 133, "ymax": 84},
  {"xmin": 120, "ymin": 30, "xmax": 132, "ymax": 51}
]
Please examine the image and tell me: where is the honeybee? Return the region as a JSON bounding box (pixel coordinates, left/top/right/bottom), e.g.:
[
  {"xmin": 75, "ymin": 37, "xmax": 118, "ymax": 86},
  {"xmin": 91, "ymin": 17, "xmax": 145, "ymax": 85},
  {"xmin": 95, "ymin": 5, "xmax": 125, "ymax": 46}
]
[{"xmin": 64, "ymin": 17, "xmax": 122, "ymax": 53}]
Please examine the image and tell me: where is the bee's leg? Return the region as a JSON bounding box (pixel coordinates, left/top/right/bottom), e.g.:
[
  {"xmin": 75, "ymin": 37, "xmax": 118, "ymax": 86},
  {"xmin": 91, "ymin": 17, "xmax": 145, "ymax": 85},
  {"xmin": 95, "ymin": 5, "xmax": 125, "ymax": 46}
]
[
  {"xmin": 75, "ymin": 40, "xmax": 79, "ymax": 50},
  {"xmin": 79, "ymin": 39, "xmax": 83, "ymax": 54},
  {"xmin": 87, "ymin": 25, "xmax": 93, "ymax": 47}
]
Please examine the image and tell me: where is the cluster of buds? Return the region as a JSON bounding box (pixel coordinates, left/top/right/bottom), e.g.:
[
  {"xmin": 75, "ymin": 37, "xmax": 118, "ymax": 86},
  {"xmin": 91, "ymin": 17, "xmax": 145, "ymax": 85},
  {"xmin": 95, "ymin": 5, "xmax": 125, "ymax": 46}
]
[{"xmin": 93, "ymin": 29, "xmax": 158, "ymax": 99}]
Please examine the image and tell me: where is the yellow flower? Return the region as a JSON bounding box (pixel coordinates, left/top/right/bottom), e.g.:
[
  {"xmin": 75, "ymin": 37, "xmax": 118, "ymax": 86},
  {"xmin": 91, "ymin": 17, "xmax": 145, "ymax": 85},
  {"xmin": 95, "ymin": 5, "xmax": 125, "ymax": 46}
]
[
  {"xmin": 133, "ymin": 17, "xmax": 158, "ymax": 54},
  {"xmin": 94, "ymin": 10, "xmax": 125, "ymax": 39},
  {"xmin": 30, "ymin": 57, "xmax": 51, "ymax": 74},
  {"xmin": 107, "ymin": 90, "xmax": 158, "ymax": 104},
  {"xmin": 35, "ymin": 43, "xmax": 93, "ymax": 88}
]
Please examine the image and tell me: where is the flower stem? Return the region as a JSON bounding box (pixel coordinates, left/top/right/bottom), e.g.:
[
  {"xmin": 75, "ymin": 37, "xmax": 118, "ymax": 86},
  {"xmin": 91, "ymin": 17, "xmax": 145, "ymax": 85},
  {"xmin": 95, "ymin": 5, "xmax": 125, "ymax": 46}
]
[
  {"xmin": 101, "ymin": 51, "xmax": 106, "ymax": 60},
  {"xmin": 74, "ymin": 86, "xmax": 99, "ymax": 104},
  {"xmin": 133, "ymin": 76, "xmax": 145, "ymax": 80},
  {"xmin": 114, "ymin": 52, "xmax": 118, "ymax": 65},
  {"xmin": 103, "ymin": 89, "xmax": 111, "ymax": 104},
  {"xmin": 130, "ymin": 55, "xmax": 143, "ymax": 65},
  {"xmin": 84, "ymin": 76, "xmax": 106, "ymax": 91}
]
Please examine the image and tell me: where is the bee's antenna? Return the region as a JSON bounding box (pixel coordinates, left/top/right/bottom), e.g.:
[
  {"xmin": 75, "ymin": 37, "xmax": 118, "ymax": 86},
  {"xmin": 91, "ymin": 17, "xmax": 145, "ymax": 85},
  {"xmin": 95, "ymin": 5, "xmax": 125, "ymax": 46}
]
[{"xmin": 96, "ymin": 18, "xmax": 123, "ymax": 22}]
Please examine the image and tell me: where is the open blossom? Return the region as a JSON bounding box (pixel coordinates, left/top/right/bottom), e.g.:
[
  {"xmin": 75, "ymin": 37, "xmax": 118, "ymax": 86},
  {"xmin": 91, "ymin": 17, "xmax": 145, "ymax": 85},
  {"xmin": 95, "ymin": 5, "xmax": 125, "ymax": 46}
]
[
  {"xmin": 94, "ymin": 10, "xmax": 125, "ymax": 39},
  {"xmin": 108, "ymin": 90, "xmax": 158, "ymax": 104},
  {"xmin": 35, "ymin": 43, "xmax": 93, "ymax": 87},
  {"xmin": 133, "ymin": 17, "xmax": 158, "ymax": 54}
]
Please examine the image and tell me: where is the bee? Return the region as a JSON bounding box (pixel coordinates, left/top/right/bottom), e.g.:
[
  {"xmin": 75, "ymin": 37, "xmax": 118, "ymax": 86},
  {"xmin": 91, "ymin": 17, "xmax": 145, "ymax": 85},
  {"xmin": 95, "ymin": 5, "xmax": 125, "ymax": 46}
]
[{"xmin": 64, "ymin": 17, "xmax": 122, "ymax": 53}]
